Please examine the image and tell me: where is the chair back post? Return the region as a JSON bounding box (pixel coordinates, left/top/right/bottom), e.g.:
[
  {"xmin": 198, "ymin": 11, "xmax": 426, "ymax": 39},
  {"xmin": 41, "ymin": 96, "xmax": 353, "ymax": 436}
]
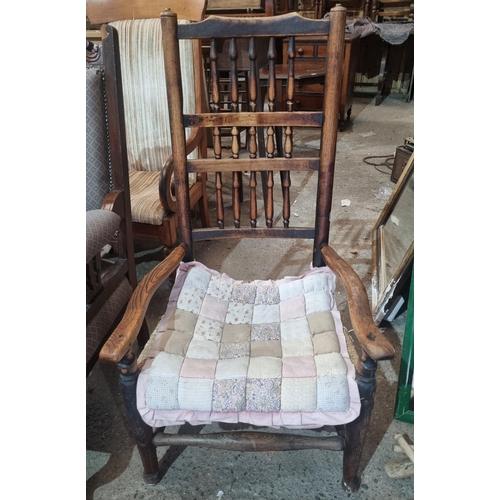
[
  {"xmin": 101, "ymin": 23, "xmax": 138, "ymax": 286},
  {"xmin": 161, "ymin": 9, "xmax": 194, "ymax": 261},
  {"xmin": 313, "ymin": 5, "xmax": 346, "ymax": 268}
]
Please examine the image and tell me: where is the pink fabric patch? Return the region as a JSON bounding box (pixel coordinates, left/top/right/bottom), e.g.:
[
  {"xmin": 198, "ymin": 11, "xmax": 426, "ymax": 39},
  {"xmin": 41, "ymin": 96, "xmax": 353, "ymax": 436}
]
[
  {"xmin": 282, "ymin": 356, "xmax": 317, "ymax": 378},
  {"xmin": 279, "ymin": 295, "xmax": 306, "ymax": 322},
  {"xmin": 179, "ymin": 358, "xmax": 217, "ymax": 378},
  {"xmin": 199, "ymin": 293, "xmax": 229, "ymax": 323}
]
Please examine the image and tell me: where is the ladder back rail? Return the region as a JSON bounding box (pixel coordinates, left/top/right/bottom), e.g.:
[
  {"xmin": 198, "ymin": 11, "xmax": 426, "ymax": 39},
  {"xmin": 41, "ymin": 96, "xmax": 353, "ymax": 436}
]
[{"xmin": 161, "ymin": 7, "xmax": 347, "ymax": 260}]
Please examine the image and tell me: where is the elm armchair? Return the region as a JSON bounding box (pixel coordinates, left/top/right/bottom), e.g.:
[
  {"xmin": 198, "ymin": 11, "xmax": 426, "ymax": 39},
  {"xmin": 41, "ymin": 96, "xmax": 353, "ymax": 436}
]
[{"xmin": 98, "ymin": 6, "xmax": 395, "ymax": 493}]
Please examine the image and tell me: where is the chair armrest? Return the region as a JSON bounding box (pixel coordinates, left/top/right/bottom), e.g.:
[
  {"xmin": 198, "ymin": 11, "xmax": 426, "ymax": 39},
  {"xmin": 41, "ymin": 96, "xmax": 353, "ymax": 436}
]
[
  {"xmin": 101, "ymin": 190, "xmax": 124, "ymax": 217},
  {"xmin": 321, "ymin": 244, "xmax": 395, "ymax": 361},
  {"xmin": 99, "ymin": 244, "xmax": 186, "ymax": 363}
]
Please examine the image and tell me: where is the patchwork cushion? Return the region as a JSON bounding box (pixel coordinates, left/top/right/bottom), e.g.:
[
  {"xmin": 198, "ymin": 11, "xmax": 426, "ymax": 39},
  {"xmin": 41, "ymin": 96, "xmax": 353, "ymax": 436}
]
[{"xmin": 137, "ymin": 262, "xmax": 361, "ymax": 429}]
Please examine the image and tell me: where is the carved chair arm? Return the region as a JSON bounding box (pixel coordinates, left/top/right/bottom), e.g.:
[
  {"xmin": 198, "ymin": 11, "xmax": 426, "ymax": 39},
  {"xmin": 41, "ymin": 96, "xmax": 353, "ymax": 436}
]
[
  {"xmin": 100, "ymin": 244, "xmax": 186, "ymax": 363},
  {"xmin": 321, "ymin": 244, "xmax": 395, "ymax": 361},
  {"xmin": 159, "ymin": 127, "xmax": 205, "ymax": 213},
  {"xmin": 101, "ymin": 190, "xmax": 124, "ymax": 217}
]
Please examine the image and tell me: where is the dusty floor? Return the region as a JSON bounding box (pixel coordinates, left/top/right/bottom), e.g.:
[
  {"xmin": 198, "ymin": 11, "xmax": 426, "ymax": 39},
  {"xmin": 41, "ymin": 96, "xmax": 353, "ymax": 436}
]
[{"xmin": 87, "ymin": 93, "xmax": 414, "ymax": 499}]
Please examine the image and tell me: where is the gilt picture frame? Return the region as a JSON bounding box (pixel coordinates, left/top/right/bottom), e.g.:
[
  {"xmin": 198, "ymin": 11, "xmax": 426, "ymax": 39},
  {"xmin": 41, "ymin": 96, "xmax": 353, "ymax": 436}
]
[{"xmin": 371, "ymin": 153, "xmax": 414, "ymax": 325}]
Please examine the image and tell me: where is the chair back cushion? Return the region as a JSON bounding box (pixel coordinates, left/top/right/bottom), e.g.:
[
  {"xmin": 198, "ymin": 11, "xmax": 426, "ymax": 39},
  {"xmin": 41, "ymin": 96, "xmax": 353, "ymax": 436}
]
[
  {"xmin": 110, "ymin": 19, "xmax": 198, "ymax": 174},
  {"xmin": 86, "ymin": 68, "xmax": 111, "ymax": 211}
]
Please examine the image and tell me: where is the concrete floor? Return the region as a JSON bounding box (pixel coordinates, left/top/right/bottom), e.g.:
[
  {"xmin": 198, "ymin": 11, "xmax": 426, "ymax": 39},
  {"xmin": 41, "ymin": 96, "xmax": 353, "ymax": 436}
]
[{"xmin": 87, "ymin": 93, "xmax": 414, "ymax": 499}]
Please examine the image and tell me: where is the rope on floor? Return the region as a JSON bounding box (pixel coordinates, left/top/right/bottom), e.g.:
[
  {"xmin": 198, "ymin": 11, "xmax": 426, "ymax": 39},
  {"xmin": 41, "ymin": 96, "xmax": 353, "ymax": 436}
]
[{"xmin": 363, "ymin": 154, "xmax": 394, "ymax": 174}]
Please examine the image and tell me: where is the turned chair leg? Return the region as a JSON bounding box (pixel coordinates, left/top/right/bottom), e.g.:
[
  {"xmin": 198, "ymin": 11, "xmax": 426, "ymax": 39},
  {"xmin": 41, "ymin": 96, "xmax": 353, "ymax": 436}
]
[
  {"xmin": 117, "ymin": 349, "xmax": 160, "ymax": 484},
  {"xmin": 342, "ymin": 352, "xmax": 378, "ymax": 492},
  {"xmin": 197, "ymin": 173, "xmax": 211, "ymax": 228}
]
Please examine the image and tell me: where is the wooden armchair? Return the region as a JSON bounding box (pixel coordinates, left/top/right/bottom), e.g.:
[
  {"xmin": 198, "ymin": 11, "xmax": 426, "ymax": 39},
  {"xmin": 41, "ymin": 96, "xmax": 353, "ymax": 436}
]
[
  {"xmin": 86, "ymin": 27, "xmax": 148, "ymax": 375},
  {"xmin": 99, "ymin": 6, "xmax": 395, "ymax": 493},
  {"xmin": 86, "ymin": 0, "xmax": 210, "ymax": 253}
]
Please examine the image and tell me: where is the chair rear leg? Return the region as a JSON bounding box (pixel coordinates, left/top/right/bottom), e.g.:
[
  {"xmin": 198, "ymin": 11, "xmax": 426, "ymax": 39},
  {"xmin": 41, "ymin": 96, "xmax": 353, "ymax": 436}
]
[
  {"xmin": 117, "ymin": 349, "xmax": 160, "ymax": 484},
  {"xmin": 342, "ymin": 353, "xmax": 378, "ymax": 492},
  {"xmin": 197, "ymin": 173, "xmax": 211, "ymax": 228}
]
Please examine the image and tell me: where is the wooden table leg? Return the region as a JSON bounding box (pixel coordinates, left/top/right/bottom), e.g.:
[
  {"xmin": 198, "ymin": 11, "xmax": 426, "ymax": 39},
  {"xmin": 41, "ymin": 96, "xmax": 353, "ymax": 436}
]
[{"xmin": 376, "ymin": 41, "xmax": 389, "ymax": 106}]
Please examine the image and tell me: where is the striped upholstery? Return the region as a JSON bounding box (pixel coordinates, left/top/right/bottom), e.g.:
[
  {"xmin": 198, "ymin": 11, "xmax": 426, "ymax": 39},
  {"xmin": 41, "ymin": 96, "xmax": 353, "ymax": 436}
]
[
  {"xmin": 86, "ymin": 68, "xmax": 111, "ymax": 212},
  {"xmin": 130, "ymin": 171, "xmax": 197, "ymax": 226},
  {"xmin": 110, "ymin": 19, "xmax": 197, "ymax": 173},
  {"xmin": 129, "ymin": 171, "xmax": 165, "ymax": 225},
  {"xmin": 110, "ymin": 19, "xmax": 199, "ymax": 220}
]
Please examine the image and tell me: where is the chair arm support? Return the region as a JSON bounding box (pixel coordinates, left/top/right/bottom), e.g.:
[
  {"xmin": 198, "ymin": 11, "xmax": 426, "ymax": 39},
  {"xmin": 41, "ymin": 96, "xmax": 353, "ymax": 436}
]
[
  {"xmin": 321, "ymin": 245, "xmax": 395, "ymax": 361},
  {"xmin": 159, "ymin": 156, "xmax": 176, "ymax": 213},
  {"xmin": 99, "ymin": 244, "xmax": 186, "ymax": 363},
  {"xmin": 159, "ymin": 127, "xmax": 204, "ymax": 213},
  {"xmin": 101, "ymin": 190, "xmax": 124, "ymax": 218}
]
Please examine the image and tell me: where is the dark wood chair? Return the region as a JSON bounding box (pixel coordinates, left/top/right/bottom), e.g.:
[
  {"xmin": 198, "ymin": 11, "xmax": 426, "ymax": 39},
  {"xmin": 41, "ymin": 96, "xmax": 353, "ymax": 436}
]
[
  {"xmin": 99, "ymin": 6, "xmax": 395, "ymax": 493},
  {"xmin": 370, "ymin": 0, "xmax": 414, "ymax": 22},
  {"xmin": 86, "ymin": 0, "xmax": 211, "ymax": 253},
  {"xmin": 315, "ymin": 0, "xmax": 372, "ymax": 19},
  {"xmin": 368, "ymin": 1, "xmax": 414, "ymax": 105},
  {"xmin": 86, "ymin": 27, "xmax": 148, "ymax": 376}
]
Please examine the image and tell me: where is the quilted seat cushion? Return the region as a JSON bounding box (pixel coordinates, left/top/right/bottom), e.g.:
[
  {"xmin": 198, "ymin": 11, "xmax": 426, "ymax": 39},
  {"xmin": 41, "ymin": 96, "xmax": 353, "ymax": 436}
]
[{"xmin": 137, "ymin": 262, "xmax": 361, "ymax": 429}]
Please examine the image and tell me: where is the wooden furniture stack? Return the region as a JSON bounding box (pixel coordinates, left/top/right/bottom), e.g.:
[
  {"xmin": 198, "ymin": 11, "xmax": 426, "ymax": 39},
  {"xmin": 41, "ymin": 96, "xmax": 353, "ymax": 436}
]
[{"xmin": 279, "ymin": 33, "xmax": 360, "ymax": 129}]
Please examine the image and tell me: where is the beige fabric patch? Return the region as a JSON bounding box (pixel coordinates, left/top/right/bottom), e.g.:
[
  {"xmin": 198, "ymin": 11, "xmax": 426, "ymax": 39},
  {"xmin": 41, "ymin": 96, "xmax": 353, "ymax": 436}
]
[
  {"xmin": 247, "ymin": 356, "xmax": 282, "ymax": 379},
  {"xmin": 164, "ymin": 331, "xmax": 193, "ymax": 357},
  {"xmin": 314, "ymin": 352, "xmax": 347, "ymax": 376},
  {"xmin": 312, "ymin": 331, "xmax": 340, "ymax": 355},
  {"xmin": 307, "ymin": 311, "xmax": 336, "ymax": 336},
  {"xmin": 221, "ymin": 323, "xmax": 251, "ymax": 343},
  {"xmin": 166, "ymin": 309, "xmax": 198, "ymax": 335},
  {"xmin": 250, "ymin": 340, "xmax": 282, "ymax": 358}
]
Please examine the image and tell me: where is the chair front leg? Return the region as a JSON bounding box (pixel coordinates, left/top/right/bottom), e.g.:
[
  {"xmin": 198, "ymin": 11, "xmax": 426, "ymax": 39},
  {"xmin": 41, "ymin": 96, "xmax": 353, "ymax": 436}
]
[
  {"xmin": 117, "ymin": 349, "xmax": 160, "ymax": 484},
  {"xmin": 342, "ymin": 351, "xmax": 378, "ymax": 492},
  {"xmin": 137, "ymin": 319, "xmax": 150, "ymax": 350}
]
